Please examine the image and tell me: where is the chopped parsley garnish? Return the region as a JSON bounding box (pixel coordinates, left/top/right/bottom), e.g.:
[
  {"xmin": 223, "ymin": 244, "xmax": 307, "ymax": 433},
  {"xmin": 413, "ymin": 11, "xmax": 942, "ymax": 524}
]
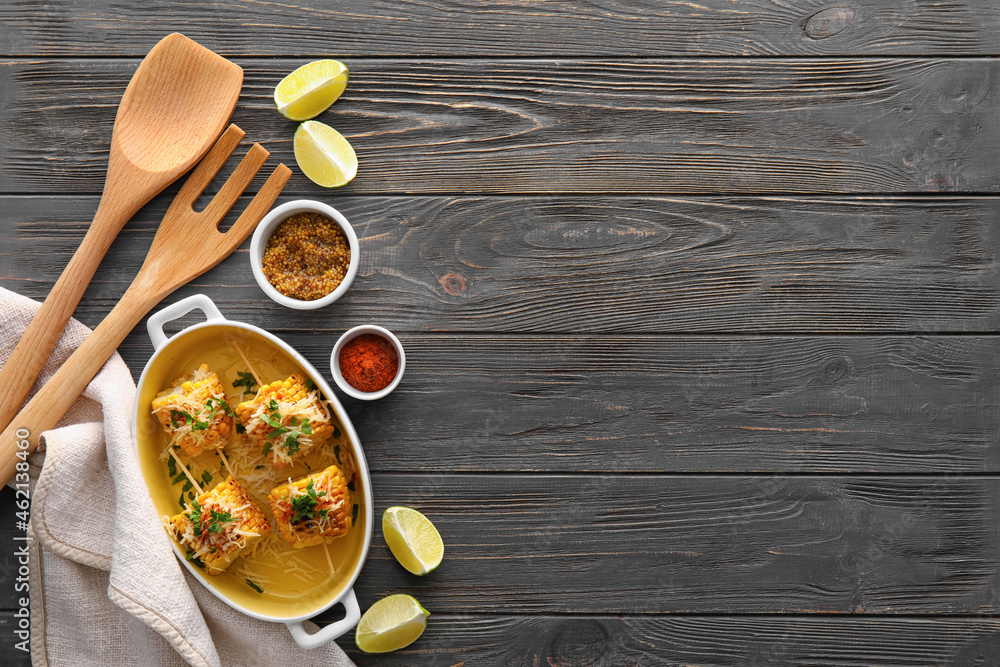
[
  {"xmin": 246, "ymin": 579, "xmax": 264, "ymax": 594},
  {"xmin": 290, "ymin": 480, "xmax": 327, "ymax": 523},
  {"xmin": 204, "ymin": 397, "xmax": 234, "ymax": 419},
  {"xmin": 236, "ymin": 423, "xmax": 246, "ymax": 434},
  {"xmin": 168, "ymin": 457, "xmax": 177, "ymax": 477},
  {"xmin": 169, "ymin": 408, "xmax": 209, "ymax": 431},
  {"xmin": 351, "ymin": 503, "xmax": 359, "ymax": 524},
  {"xmin": 233, "ymin": 371, "xmax": 258, "ymax": 395},
  {"xmin": 185, "ymin": 551, "xmax": 205, "ymax": 569},
  {"xmin": 182, "ymin": 480, "xmax": 193, "ymax": 493},
  {"xmin": 260, "ymin": 408, "xmax": 313, "ymax": 459},
  {"xmin": 189, "ymin": 501, "xmax": 203, "ymax": 538},
  {"xmin": 262, "ymin": 399, "xmax": 284, "ymax": 433},
  {"xmin": 170, "ymin": 471, "xmax": 186, "ymax": 486},
  {"xmin": 347, "ymin": 480, "xmax": 355, "ymax": 492},
  {"xmin": 201, "ymin": 470, "xmax": 213, "ymax": 486},
  {"xmin": 333, "ymin": 426, "xmax": 342, "ymax": 439},
  {"xmin": 305, "ymin": 377, "xmax": 317, "ymax": 391},
  {"xmin": 207, "ymin": 509, "xmax": 234, "ymax": 534},
  {"xmin": 262, "ymin": 442, "xmax": 272, "ymax": 457},
  {"xmin": 189, "ymin": 502, "xmax": 234, "ymax": 539},
  {"xmin": 334, "ymin": 444, "xmax": 341, "ymax": 464}
]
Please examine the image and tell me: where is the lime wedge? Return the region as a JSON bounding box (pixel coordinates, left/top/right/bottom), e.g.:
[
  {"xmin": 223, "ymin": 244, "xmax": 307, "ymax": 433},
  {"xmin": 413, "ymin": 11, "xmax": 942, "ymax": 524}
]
[
  {"xmin": 293, "ymin": 120, "xmax": 358, "ymax": 188},
  {"xmin": 274, "ymin": 60, "xmax": 349, "ymax": 121},
  {"xmin": 382, "ymin": 506, "xmax": 444, "ymax": 575},
  {"xmin": 355, "ymin": 594, "xmax": 430, "ymax": 653}
]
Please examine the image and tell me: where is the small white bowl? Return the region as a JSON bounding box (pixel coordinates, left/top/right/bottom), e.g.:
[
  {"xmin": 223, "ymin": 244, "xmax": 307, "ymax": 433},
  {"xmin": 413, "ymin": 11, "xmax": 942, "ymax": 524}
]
[
  {"xmin": 331, "ymin": 325, "xmax": 405, "ymax": 400},
  {"xmin": 250, "ymin": 200, "xmax": 359, "ymax": 310}
]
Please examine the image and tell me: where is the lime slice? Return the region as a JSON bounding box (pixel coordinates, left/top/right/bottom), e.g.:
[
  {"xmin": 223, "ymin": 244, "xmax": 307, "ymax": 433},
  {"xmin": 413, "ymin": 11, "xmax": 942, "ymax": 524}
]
[
  {"xmin": 355, "ymin": 594, "xmax": 430, "ymax": 653},
  {"xmin": 293, "ymin": 120, "xmax": 358, "ymax": 188},
  {"xmin": 274, "ymin": 60, "xmax": 349, "ymax": 121},
  {"xmin": 382, "ymin": 506, "xmax": 444, "ymax": 575}
]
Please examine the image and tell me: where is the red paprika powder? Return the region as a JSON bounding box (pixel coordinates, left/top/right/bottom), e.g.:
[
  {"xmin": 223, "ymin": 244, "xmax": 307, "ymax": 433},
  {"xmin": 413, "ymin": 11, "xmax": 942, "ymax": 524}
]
[{"xmin": 339, "ymin": 333, "xmax": 399, "ymax": 393}]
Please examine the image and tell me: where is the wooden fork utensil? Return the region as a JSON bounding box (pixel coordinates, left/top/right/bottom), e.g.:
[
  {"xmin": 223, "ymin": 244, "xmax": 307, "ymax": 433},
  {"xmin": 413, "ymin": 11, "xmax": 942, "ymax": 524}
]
[
  {"xmin": 0, "ymin": 33, "xmax": 244, "ymax": 435},
  {"xmin": 0, "ymin": 125, "xmax": 291, "ymax": 482}
]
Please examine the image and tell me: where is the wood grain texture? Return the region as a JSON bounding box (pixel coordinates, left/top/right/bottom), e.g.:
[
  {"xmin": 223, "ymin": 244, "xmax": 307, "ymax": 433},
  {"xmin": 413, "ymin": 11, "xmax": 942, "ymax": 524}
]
[
  {"xmin": 2, "ymin": 0, "xmax": 998, "ymax": 57},
  {"xmin": 3, "ymin": 195, "xmax": 998, "ymax": 334},
  {"xmin": 2, "ymin": 483, "xmax": 1000, "ymax": 665},
  {"xmin": 241, "ymin": 335, "xmax": 1000, "ymax": 475},
  {"xmin": 336, "ymin": 615, "xmax": 1000, "ymax": 667},
  {"xmin": 0, "ymin": 613, "xmax": 30, "ymax": 667},
  {"xmin": 345, "ymin": 474, "xmax": 1000, "ymax": 614},
  {"xmin": 4, "ymin": 59, "xmax": 1000, "ymax": 195}
]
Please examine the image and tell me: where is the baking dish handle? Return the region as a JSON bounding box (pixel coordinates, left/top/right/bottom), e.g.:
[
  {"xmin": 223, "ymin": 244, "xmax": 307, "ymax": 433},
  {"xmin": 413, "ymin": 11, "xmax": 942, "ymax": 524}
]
[
  {"xmin": 286, "ymin": 588, "xmax": 361, "ymax": 649},
  {"xmin": 146, "ymin": 294, "xmax": 226, "ymax": 351}
]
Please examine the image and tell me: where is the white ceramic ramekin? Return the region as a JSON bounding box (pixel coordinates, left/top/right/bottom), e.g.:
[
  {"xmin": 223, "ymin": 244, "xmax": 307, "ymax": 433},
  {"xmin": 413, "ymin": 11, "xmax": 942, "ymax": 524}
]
[
  {"xmin": 330, "ymin": 325, "xmax": 406, "ymax": 401},
  {"xmin": 249, "ymin": 200, "xmax": 359, "ymax": 310}
]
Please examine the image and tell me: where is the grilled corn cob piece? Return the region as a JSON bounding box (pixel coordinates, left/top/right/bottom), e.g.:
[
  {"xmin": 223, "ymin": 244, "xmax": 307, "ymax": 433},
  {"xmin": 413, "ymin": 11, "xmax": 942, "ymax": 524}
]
[
  {"xmin": 268, "ymin": 465, "xmax": 353, "ymax": 548},
  {"xmin": 151, "ymin": 363, "xmax": 233, "ymax": 456},
  {"xmin": 235, "ymin": 373, "xmax": 334, "ymax": 469},
  {"xmin": 169, "ymin": 476, "xmax": 272, "ymax": 575}
]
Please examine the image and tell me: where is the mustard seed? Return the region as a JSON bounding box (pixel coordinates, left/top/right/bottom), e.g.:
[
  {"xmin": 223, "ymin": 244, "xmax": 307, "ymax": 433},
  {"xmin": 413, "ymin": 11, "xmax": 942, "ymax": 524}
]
[{"xmin": 261, "ymin": 212, "xmax": 351, "ymax": 301}]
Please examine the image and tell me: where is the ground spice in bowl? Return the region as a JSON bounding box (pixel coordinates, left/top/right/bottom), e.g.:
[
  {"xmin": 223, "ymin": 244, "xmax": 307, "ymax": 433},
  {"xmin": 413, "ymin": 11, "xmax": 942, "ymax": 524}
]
[
  {"xmin": 339, "ymin": 334, "xmax": 399, "ymax": 393},
  {"xmin": 261, "ymin": 212, "xmax": 351, "ymax": 301}
]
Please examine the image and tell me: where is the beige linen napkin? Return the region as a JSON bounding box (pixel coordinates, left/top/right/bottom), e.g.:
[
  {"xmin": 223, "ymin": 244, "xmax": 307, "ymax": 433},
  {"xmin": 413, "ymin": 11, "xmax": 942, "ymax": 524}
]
[{"xmin": 1, "ymin": 287, "xmax": 355, "ymax": 667}]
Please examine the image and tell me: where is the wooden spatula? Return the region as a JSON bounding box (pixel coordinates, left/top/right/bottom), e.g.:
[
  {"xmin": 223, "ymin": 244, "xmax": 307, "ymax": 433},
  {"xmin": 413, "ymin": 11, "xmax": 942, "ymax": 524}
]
[
  {"xmin": 0, "ymin": 125, "xmax": 291, "ymax": 483},
  {"xmin": 0, "ymin": 33, "xmax": 243, "ymax": 434}
]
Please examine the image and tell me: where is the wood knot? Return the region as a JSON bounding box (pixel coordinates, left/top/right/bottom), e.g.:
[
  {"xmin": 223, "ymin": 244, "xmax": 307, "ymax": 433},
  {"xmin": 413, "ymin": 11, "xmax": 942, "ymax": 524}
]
[
  {"xmin": 547, "ymin": 619, "xmax": 610, "ymax": 666},
  {"xmin": 803, "ymin": 7, "xmax": 856, "ymax": 40},
  {"xmin": 440, "ymin": 273, "xmax": 467, "ymax": 295},
  {"xmin": 822, "ymin": 357, "xmax": 852, "ymax": 383}
]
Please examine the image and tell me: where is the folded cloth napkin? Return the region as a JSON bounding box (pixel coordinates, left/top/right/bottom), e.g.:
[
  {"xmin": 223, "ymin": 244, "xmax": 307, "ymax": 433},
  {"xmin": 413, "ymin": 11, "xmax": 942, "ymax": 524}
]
[{"xmin": 1, "ymin": 288, "xmax": 355, "ymax": 667}]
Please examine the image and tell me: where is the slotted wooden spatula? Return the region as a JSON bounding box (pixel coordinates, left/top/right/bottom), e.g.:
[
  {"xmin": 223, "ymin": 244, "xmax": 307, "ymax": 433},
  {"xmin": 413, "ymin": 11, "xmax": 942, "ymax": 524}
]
[
  {"xmin": 0, "ymin": 125, "xmax": 291, "ymax": 483},
  {"xmin": 0, "ymin": 33, "xmax": 243, "ymax": 435}
]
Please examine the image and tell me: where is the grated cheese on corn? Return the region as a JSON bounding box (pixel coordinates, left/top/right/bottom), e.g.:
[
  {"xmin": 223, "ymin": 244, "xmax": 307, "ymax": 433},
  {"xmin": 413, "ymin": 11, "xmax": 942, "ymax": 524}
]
[
  {"xmin": 235, "ymin": 374, "xmax": 334, "ymax": 469},
  {"xmin": 152, "ymin": 364, "xmax": 234, "ymax": 457},
  {"xmin": 267, "ymin": 465, "xmax": 352, "ymax": 549},
  {"xmin": 167, "ymin": 476, "xmax": 272, "ymax": 575}
]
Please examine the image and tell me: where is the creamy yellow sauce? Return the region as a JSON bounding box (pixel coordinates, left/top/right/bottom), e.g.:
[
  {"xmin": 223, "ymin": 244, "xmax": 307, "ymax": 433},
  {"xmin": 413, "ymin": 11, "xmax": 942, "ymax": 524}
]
[{"xmin": 136, "ymin": 325, "xmax": 366, "ymax": 618}]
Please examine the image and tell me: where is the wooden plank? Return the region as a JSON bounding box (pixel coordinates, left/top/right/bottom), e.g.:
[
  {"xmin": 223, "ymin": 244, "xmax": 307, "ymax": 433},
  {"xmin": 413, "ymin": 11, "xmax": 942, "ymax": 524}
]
[
  {"xmin": 334, "ymin": 615, "xmax": 1000, "ymax": 666},
  {"xmin": 2, "ymin": 195, "xmax": 998, "ymax": 334},
  {"xmin": 0, "ymin": 612, "xmax": 29, "ymax": 666},
  {"xmin": 4, "ymin": 59, "xmax": 1000, "ymax": 195},
  {"xmin": 222, "ymin": 334, "xmax": 997, "ymax": 475},
  {"xmin": 8, "ymin": 477, "xmax": 995, "ymax": 616},
  {"xmin": 350, "ymin": 474, "xmax": 1000, "ymax": 615},
  {"xmin": 2, "ymin": 1, "xmax": 998, "ymax": 57}
]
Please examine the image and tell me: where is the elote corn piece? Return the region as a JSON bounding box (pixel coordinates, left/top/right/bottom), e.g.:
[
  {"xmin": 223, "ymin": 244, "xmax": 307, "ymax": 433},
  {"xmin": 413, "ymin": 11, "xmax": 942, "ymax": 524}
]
[
  {"xmin": 268, "ymin": 465, "xmax": 352, "ymax": 549},
  {"xmin": 235, "ymin": 373, "xmax": 334, "ymax": 469},
  {"xmin": 151, "ymin": 363, "xmax": 234, "ymax": 456},
  {"xmin": 169, "ymin": 476, "xmax": 272, "ymax": 575}
]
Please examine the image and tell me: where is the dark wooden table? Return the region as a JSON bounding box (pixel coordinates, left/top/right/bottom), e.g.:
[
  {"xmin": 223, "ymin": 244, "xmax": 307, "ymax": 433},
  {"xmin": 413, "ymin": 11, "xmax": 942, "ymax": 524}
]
[{"xmin": 3, "ymin": 2, "xmax": 1000, "ymax": 664}]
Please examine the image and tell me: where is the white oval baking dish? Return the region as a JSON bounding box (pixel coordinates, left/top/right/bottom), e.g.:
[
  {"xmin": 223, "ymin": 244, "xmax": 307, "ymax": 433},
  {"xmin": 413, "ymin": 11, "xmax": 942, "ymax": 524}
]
[{"xmin": 132, "ymin": 293, "xmax": 372, "ymax": 649}]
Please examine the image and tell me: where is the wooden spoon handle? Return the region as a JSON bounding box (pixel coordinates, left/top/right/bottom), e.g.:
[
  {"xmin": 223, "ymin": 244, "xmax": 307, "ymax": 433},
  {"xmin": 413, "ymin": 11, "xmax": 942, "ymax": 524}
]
[
  {"xmin": 0, "ymin": 200, "xmax": 136, "ymax": 435},
  {"xmin": 0, "ymin": 283, "xmax": 153, "ymax": 484}
]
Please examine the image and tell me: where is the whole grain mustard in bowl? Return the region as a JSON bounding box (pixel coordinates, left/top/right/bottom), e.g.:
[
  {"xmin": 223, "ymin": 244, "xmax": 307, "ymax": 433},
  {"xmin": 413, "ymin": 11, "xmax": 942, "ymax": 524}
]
[{"xmin": 250, "ymin": 200, "xmax": 359, "ymax": 309}]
